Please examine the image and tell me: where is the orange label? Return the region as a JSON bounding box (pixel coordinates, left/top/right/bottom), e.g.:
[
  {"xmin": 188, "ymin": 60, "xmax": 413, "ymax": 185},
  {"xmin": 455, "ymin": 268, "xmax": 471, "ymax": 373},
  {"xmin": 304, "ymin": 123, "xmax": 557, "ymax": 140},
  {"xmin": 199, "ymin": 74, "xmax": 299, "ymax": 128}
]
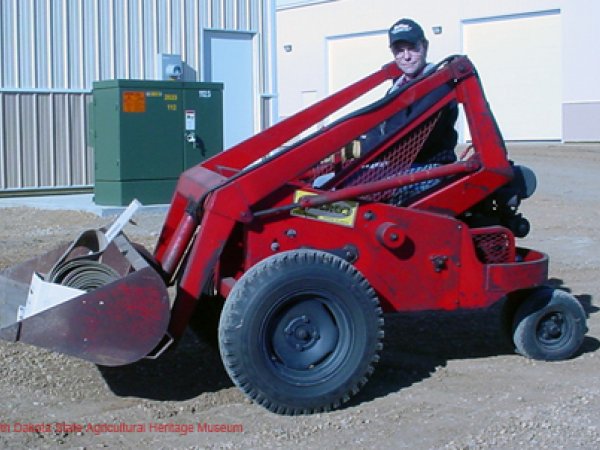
[{"xmin": 122, "ymin": 91, "xmax": 146, "ymax": 113}]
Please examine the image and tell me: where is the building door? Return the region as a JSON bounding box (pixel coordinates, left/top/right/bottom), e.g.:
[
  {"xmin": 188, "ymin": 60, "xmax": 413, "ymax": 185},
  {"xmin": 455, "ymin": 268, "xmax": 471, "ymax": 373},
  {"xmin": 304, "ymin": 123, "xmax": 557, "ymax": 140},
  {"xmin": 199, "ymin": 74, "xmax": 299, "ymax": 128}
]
[
  {"xmin": 204, "ymin": 31, "xmax": 255, "ymax": 149},
  {"xmin": 463, "ymin": 11, "xmax": 562, "ymax": 141}
]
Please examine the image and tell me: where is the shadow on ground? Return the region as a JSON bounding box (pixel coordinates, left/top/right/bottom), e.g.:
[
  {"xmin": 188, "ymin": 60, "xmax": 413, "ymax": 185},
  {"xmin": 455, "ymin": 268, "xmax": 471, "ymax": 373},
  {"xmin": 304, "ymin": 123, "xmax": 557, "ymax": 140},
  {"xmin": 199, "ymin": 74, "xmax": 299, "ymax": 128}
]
[
  {"xmin": 350, "ymin": 301, "xmax": 515, "ymax": 406},
  {"xmin": 353, "ymin": 280, "xmax": 599, "ymax": 407},
  {"xmin": 99, "ymin": 282, "xmax": 598, "ymax": 408},
  {"xmin": 98, "ymin": 330, "xmax": 232, "ymax": 401},
  {"xmin": 547, "ymin": 277, "xmax": 599, "ymax": 315}
]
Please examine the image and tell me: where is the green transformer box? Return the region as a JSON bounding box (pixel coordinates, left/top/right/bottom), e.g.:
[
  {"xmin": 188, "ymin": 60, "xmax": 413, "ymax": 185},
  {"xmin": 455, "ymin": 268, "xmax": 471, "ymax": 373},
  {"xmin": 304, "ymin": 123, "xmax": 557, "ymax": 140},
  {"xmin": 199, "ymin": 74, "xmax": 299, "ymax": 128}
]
[{"xmin": 91, "ymin": 80, "xmax": 224, "ymax": 206}]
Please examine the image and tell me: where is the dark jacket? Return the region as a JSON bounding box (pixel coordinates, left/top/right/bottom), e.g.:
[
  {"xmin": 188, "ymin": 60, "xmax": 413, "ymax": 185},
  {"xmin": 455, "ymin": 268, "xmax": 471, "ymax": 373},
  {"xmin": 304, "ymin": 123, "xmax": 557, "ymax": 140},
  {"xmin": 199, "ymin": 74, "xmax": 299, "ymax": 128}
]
[{"xmin": 360, "ymin": 68, "xmax": 458, "ymax": 165}]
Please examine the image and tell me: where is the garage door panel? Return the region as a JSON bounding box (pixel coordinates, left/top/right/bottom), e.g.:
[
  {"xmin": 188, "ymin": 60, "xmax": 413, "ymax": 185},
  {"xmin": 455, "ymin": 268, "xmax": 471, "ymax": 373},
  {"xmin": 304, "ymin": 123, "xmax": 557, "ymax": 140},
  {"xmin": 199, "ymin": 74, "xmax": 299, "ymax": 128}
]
[
  {"xmin": 327, "ymin": 32, "xmax": 390, "ymax": 122},
  {"xmin": 464, "ymin": 13, "xmax": 561, "ymax": 140}
]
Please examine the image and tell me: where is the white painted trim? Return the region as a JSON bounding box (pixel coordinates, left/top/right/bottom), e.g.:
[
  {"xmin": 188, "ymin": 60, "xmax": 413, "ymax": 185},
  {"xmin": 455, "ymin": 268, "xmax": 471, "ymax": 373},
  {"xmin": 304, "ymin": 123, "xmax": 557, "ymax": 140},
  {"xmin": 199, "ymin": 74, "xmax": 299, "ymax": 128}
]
[
  {"xmin": 276, "ymin": 0, "xmax": 338, "ymax": 11},
  {"xmin": 461, "ymin": 9, "xmax": 561, "ymax": 25},
  {"xmin": 563, "ymin": 101, "xmax": 600, "ymax": 105}
]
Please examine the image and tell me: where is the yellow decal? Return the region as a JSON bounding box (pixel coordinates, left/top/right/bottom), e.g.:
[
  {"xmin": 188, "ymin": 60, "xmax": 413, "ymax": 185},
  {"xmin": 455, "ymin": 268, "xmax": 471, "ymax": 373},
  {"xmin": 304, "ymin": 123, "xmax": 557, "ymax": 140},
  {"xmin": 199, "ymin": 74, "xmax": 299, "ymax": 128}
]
[
  {"xmin": 291, "ymin": 190, "xmax": 358, "ymax": 227},
  {"xmin": 167, "ymin": 103, "xmax": 177, "ymax": 111},
  {"xmin": 146, "ymin": 91, "xmax": 163, "ymax": 97},
  {"xmin": 164, "ymin": 94, "xmax": 178, "ymax": 101}
]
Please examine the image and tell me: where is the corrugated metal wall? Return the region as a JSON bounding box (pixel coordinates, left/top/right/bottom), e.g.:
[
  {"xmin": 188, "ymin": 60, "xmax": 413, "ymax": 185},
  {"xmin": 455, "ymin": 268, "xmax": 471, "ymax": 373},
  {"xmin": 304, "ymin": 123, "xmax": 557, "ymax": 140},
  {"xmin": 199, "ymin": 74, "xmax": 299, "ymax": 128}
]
[{"xmin": 0, "ymin": 0, "xmax": 276, "ymax": 192}]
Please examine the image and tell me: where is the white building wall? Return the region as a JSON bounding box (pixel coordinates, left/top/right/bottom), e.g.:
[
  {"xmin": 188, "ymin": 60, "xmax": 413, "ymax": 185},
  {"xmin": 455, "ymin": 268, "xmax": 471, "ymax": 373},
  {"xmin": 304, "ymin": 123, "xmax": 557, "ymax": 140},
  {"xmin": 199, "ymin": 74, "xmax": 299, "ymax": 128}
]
[
  {"xmin": 561, "ymin": 0, "xmax": 600, "ymax": 141},
  {"xmin": 276, "ymin": 0, "xmax": 595, "ymax": 142}
]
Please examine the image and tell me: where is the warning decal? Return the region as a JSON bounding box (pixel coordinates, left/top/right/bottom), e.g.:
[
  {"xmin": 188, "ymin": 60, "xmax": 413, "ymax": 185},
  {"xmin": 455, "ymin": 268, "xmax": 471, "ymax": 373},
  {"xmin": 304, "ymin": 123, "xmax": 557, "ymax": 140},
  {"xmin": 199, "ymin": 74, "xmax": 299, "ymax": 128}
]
[{"xmin": 122, "ymin": 92, "xmax": 146, "ymax": 113}]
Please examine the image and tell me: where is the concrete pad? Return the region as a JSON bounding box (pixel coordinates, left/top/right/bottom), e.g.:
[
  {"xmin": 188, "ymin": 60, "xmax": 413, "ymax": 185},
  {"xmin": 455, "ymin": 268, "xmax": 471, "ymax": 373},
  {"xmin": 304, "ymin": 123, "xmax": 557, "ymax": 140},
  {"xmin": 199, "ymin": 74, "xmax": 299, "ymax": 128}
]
[{"xmin": 0, "ymin": 194, "xmax": 169, "ymax": 217}]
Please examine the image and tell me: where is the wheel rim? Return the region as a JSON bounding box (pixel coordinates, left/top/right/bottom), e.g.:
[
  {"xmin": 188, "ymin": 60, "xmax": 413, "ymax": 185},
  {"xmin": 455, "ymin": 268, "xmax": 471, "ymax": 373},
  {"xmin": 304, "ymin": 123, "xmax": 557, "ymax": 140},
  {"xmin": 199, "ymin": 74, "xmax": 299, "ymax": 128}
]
[
  {"xmin": 536, "ymin": 311, "xmax": 570, "ymax": 349},
  {"xmin": 263, "ymin": 292, "xmax": 350, "ymax": 385}
]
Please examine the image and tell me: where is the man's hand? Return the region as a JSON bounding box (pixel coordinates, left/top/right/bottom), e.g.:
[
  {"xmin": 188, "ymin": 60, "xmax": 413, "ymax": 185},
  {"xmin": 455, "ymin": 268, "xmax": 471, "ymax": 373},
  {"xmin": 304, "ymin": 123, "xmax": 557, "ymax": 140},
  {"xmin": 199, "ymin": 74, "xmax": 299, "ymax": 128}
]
[{"xmin": 342, "ymin": 140, "xmax": 362, "ymax": 161}]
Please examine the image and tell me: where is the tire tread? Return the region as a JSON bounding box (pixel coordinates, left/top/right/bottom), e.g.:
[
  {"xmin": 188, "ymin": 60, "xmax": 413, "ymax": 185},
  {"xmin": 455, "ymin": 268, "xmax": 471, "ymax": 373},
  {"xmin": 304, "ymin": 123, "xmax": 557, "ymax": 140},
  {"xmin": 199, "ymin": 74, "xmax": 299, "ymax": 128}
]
[{"xmin": 218, "ymin": 249, "xmax": 383, "ymax": 415}]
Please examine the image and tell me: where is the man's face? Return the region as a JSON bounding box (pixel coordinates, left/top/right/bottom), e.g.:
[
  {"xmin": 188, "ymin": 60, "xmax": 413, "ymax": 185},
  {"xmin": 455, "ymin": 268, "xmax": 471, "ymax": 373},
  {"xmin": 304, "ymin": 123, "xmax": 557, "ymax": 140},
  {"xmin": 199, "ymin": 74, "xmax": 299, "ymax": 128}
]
[{"xmin": 391, "ymin": 40, "xmax": 428, "ymax": 78}]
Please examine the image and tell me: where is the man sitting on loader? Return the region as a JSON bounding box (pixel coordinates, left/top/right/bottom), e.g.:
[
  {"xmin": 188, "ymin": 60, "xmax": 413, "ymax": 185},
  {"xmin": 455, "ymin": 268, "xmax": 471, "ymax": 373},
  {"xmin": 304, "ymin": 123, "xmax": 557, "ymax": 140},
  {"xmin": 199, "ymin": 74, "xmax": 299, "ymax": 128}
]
[{"xmin": 340, "ymin": 18, "xmax": 459, "ymax": 203}]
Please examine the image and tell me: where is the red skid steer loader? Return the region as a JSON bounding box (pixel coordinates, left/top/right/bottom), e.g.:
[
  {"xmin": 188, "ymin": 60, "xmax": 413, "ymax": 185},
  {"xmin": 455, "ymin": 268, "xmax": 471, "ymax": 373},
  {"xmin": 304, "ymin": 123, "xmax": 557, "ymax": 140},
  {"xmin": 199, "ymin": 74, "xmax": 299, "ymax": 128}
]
[{"xmin": 0, "ymin": 55, "xmax": 588, "ymax": 414}]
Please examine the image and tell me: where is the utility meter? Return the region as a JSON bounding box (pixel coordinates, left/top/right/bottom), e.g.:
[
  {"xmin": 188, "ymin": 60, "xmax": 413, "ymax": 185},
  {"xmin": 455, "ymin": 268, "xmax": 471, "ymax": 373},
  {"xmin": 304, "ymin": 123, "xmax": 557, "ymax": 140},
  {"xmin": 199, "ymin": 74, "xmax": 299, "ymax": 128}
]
[{"xmin": 157, "ymin": 53, "xmax": 183, "ymax": 81}]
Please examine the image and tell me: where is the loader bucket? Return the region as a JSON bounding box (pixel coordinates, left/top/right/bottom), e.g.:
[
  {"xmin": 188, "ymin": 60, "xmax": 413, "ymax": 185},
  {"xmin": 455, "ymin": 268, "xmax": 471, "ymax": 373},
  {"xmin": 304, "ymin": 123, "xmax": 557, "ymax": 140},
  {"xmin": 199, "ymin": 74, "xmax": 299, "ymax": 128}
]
[{"xmin": 0, "ymin": 227, "xmax": 170, "ymax": 367}]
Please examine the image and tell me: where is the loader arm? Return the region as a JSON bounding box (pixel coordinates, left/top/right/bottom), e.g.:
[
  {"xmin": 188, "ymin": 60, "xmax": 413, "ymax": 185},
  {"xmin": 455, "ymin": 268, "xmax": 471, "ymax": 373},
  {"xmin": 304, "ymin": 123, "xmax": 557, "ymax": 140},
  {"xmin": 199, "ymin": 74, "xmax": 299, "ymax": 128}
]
[
  {"xmin": 201, "ymin": 61, "xmax": 402, "ymax": 174},
  {"xmin": 157, "ymin": 55, "xmax": 515, "ymax": 340},
  {"xmin": 203, "ymin": 56, "xmax": 510, "ymax": 222}
]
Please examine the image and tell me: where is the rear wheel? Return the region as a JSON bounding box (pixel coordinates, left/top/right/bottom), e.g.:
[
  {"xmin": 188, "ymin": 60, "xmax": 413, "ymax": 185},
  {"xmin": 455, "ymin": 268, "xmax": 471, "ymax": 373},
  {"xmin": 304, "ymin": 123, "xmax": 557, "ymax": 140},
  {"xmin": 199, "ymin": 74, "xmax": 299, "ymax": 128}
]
[
  {"xmin": 218, "ymin": 249, "xmax": 383, "ymax": 414},
  {"xmin": 512, "ymin": 288, "xmax": 587, "ymax": 361}
]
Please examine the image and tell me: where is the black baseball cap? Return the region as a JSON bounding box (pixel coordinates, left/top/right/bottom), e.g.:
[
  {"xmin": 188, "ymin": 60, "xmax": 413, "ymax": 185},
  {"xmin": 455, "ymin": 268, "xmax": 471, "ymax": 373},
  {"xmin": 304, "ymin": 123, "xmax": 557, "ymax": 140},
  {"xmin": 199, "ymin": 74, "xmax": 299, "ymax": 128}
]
[{"xmin": 388, "ymin": 18, "xmax": 425, "ymax": 46}]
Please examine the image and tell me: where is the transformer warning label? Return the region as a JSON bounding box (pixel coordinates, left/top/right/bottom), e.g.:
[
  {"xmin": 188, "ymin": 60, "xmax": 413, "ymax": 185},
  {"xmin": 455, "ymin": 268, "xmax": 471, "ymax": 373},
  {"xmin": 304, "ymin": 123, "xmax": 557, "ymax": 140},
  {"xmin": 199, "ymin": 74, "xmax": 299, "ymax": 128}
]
[
  {"xmin": 291, "ymin": 190, "xmax": 358, "ymax": 227},
  {"xmin": 122, "ymin": 92, "xmax": 146, "ymax": 113}
]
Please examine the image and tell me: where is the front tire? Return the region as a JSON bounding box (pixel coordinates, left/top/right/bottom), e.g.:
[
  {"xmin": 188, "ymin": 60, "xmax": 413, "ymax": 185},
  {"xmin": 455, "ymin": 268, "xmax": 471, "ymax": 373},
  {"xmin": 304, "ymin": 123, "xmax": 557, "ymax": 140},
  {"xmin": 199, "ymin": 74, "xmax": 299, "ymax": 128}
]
[
  {"xmin": 512, "ymin": 288, "xmax": 587, "ymax": 361},
  {"xmin": 218, "ymin": 249, "xmax": 384, "ymax": 414}
]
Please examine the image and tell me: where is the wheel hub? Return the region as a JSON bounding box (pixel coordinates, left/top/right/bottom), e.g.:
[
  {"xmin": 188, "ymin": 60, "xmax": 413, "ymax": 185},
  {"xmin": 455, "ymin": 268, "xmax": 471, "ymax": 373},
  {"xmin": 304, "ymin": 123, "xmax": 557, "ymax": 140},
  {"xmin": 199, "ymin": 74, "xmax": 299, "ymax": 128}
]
[
  {"xmin": 284, "ymin": 316, "xmax": 320, "ymax": 351},
  {"xmin": 538, "ymin": 313, "xmax": 565, "ymax": 342},
  {"xmin": 272, "ymin": 299, "xmax": 339, "ymax": 370}
]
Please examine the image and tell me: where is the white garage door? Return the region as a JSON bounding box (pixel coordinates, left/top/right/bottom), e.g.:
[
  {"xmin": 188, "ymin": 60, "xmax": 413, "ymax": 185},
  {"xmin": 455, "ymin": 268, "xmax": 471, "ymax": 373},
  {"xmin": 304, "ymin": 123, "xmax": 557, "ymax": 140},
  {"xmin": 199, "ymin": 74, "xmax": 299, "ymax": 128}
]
[
  {"xmin": 463, "ymin": 12, "xmax": 561, "ymax": 141},
  {"xmin": 327, "ymin": 32, "xmax": 391, "ymax": 122}
]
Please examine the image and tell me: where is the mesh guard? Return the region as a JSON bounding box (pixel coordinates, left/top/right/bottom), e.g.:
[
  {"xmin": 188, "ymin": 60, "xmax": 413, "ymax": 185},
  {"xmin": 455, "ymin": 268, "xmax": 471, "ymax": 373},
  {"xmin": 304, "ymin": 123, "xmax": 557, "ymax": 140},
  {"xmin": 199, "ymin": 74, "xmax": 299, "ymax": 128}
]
[
  {"xmin": 304, "ymin": 112, "xmax": 442, "ymax": 203},
  {"xmin": 471, "ymin": 227, "xmax": 516, "ymax": 264}
]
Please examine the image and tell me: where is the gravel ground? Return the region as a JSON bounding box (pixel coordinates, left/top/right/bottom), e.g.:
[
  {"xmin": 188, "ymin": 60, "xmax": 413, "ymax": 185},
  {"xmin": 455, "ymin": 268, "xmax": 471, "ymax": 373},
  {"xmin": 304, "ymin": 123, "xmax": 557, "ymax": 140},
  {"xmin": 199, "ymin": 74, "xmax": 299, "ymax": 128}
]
[{"xmin": 0, "ymin": 143, "xmax": 598, "ymax": 449}]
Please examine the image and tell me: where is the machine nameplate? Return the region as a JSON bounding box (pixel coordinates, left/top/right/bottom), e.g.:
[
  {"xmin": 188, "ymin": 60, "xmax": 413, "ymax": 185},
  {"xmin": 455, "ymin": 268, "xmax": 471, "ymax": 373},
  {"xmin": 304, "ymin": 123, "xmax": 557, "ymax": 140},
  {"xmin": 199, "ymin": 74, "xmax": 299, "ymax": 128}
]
[{"xmin": 291, "ymin": 190, "xmax": 358, "ymax": 227}]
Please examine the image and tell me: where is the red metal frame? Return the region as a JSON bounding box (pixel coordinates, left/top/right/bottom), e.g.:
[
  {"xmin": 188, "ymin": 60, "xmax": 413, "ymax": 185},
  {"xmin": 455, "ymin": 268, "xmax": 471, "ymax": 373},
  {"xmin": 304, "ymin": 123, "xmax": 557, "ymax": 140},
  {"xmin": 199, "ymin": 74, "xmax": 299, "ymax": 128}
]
[{"xmin": 153, "ymin": 56, "xmax": 548, "ymax": 338}]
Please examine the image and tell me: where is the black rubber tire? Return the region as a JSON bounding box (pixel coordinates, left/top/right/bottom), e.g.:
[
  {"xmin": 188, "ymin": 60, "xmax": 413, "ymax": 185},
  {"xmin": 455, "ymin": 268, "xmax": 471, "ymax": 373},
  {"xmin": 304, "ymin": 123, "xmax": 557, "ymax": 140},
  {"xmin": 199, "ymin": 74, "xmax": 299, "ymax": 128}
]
[
  {"xmin": 218, "ymin": 249, "xmax": 384, "ymax": 414},
  {"xmin": 512, "ymin": 288, "xmax": 587, "ymax": 361}
]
